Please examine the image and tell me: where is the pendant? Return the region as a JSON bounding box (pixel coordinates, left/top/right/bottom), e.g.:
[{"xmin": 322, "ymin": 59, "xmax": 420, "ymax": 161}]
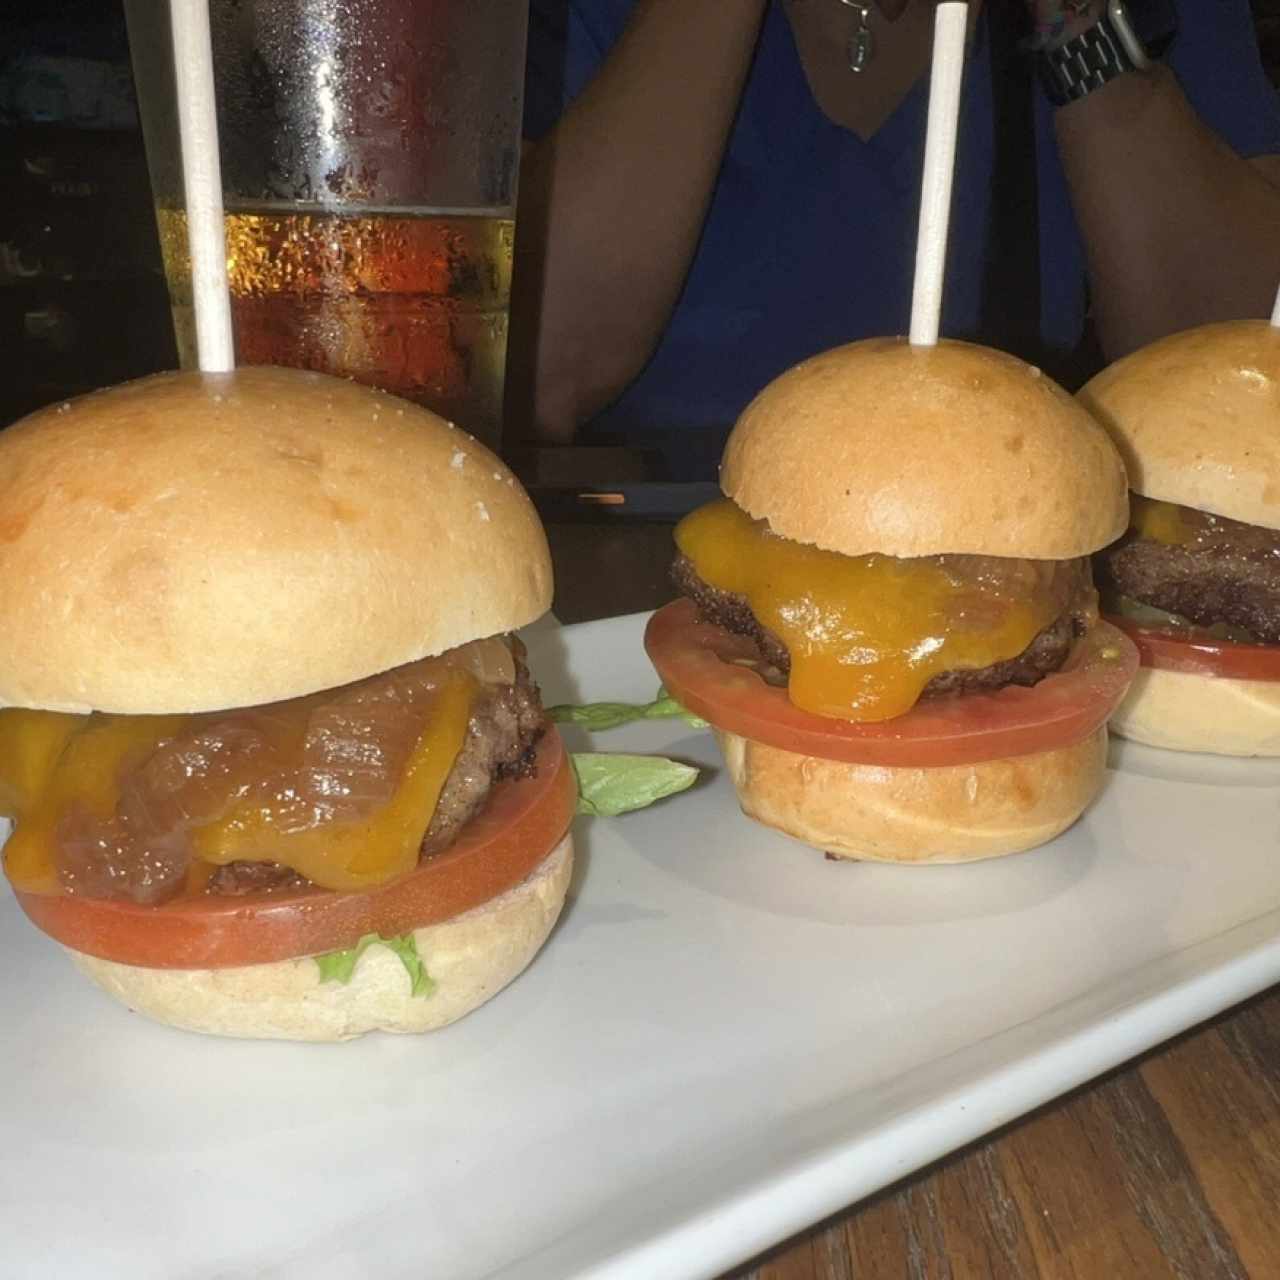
[{"xmin": 843, "ymin": 1, "xmax": 875, "ymax": 73}]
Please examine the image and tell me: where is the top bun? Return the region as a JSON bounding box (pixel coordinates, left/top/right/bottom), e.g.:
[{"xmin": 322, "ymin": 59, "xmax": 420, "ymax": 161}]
[
  {"xmin": 721, "ymin": 337, "xmax": 1128, "ymax": 560},
  {"xmin": 0, "ymin": 368, "xmax": 551, "ymax": 714},
  {"xmin": 1078, "ymin": 319, "xmax": 1280, "ymax": 532}
]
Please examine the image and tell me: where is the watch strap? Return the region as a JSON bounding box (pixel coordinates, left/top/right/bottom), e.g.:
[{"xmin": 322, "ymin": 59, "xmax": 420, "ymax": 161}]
[{"xmin": 1037, "ymin": 17, "xmax": 1141, "ymax": 108}]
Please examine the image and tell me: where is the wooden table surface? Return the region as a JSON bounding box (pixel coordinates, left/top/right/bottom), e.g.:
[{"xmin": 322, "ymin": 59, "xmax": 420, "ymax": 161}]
[
  {"xmin": 732, "ymin": 990, "xmax": 1280, "ymax": 1280},
  {"xmin": 546, "ymin": 518, "xmax": 1280, "ymax": 1280}
]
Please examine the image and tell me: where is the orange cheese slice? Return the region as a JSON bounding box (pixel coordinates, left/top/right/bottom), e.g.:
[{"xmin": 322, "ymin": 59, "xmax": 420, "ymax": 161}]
[{"xmin": 675, "ymin": 500, "xmax": 1061, "ymax": 722}]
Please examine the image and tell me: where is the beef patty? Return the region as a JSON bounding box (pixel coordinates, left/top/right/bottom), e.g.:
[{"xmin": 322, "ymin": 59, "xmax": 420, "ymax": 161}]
[
  {"xmin": 670, "ymin": 552, "xmax": 1092, "ymax": 698},
  {"xmin": 208, "ymin": 655, "xmax": 545, "ymax": 896},
  {"xmin": 1097, "ymin": 514, "xmax": 1280, "ymax": 644}
]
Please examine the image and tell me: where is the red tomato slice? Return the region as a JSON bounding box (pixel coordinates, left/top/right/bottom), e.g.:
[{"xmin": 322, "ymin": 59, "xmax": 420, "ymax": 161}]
[
  {"xmin": 645, "ymin": 599, "xmax": 1138, "ymax": 767},
  {"xmin": 9, "ymin": 729, "xmax": 575, "ymax": 970},
  {"xmin": 1106, "ymin": 616, "xmax": 1280, "ymax": 682}
]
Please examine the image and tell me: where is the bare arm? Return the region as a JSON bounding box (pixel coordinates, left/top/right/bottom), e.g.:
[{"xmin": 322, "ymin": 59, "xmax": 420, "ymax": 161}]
[
  {"xmin": 510, "ymin": 0, "xmax": 767, "ymax": 443},
  {"xmin": 1054, "ymin": 63, "xmax": 1280, "ymax": 359}
]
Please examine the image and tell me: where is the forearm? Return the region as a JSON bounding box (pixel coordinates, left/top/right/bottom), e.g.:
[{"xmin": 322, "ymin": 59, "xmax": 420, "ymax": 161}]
[
  {"xmin": 1055, "ymin": 63, "xmax": 1280, "ymax": 359},
  {"xmin": 511, "ymin": 0, "xmax": 767, "ymax": 442}
]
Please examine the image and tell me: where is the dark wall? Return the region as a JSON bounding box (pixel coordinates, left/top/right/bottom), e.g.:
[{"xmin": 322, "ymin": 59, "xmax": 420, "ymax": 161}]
[
  {"xmin": 1255, "ymin": 0, "xmax": 1280, "ymax": 85},
  {"xmin": 1, "ymin": 0, "xmax": 177, "ymax": 424}
]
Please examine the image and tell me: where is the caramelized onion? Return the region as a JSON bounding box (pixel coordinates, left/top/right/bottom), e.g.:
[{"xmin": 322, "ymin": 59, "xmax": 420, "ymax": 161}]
[
  {"xmin": 120, "ymin": 719, "xmax": 278, "ymax": 834},
  {"xmin": 57, "ymin": 803, "xmax": 188, "ymax": 905},
  {"xmin": 936, "ymin": 557, "xmax": 1091, "ymax": 635},
  {"xmin": 47, "ymin": 638, "xmax": 516, "ymax": 903},
  {"xmin": 451, "ymin": 635, "xmax": 518, "ymax": 687}
]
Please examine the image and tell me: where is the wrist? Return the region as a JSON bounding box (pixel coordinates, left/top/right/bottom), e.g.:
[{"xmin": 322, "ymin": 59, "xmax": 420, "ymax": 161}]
[
  {"xmin": 1035, "ymin": 1, "xmax": 1177, "ymax": 110},
  {"xmin": 1056, "ymin": 58, "xmax": 1172, "ymax": 117},
  {"xmin": 1056, "ymin": 1, "xmax": 1107, "ymax": 46},
  {"xmin": 1031, "ymin": 0, "xmax": 1106, "ymax": 52}
]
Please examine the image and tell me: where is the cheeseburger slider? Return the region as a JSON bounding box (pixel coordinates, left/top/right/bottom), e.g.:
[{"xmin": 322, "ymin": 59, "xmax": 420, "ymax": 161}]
[
  {"xmin": 1080, "ymin": 319, "xmax": 1280, "ymax": 756},
  {"xmin": 645, "ymin": 338, "xmax": 1138, "ymax": 863},
  {"xmin": 0, "ymin": 367, "xmax": 575, "ymax": 1040}
]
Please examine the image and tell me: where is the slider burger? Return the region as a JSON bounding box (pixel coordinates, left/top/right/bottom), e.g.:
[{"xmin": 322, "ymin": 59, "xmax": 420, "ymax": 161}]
[
  {"xmin": 0, "ymin": 368, "xmax": 575, "ymax": 1040},
  {"xmin": 1080, "ymin": 319, "xmax": 1280, "ymax": 756},
  {"xmin": 645, "ymin": 338, "xmax": 1138, "ymax": 863}
]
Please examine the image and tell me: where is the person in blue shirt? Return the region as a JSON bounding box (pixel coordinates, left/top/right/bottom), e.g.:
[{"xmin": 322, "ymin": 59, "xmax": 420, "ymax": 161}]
[{"xmin": 510, "ymin": 0, "xmax": 1280, "ymax": 478}]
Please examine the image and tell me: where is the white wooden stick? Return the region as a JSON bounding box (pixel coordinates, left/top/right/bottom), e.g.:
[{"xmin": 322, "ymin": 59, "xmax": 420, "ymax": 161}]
[
  {"xmin": 170, "ymin": 0, "xmax": 234, "ymax": 372},
  {"xmin": 909, "ymin": 3, "xmax": 970, "ymax": 348},
  {"xmin": 1271, "ymin": 278, "xmax": 1280, "ymax": 328}
]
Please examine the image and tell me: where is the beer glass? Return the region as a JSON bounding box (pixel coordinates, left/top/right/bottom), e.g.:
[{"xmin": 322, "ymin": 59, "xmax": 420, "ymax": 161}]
[{"xmin": 124, "ymin": 0, "xmax": 528, "ymax": 449}]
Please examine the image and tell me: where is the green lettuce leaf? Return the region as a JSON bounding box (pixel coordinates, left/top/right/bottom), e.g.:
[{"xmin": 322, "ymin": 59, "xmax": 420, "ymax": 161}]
[
  {"xmin": 313, "ymin": 742, "xmax": 700, "ymax": 990},
  {"xmin": 549, "ymin": 686, "xmax": 708, "ymax": 732},
  {"xmin": 315, "ymin": 932, "xmax": 435, "ymax": 997},
  {"xmin": 1106, "ymin": 592, "xmax": 1258, "ymax": 643},
  {"xmin": 571, "ymin": 752, "xmax": 699, "ymax": 817}
]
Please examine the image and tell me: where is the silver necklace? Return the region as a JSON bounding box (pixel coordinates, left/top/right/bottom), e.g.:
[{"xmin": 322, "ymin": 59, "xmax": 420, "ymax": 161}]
[{"xmin": 840, "ymin": 0, "xmax": 875, "ymax": 72}]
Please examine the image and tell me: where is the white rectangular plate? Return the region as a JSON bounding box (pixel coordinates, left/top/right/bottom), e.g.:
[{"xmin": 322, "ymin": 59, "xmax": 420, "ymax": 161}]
[{"xmin": 3, "ymin": 611, "xmax": 1279, "ymax": 1280}]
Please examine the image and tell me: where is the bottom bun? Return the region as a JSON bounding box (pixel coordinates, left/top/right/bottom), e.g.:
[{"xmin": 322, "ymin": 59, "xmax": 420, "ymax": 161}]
[
  {"xmin": 69, "ymin": 834, "xmax": 573, "ymax": 1041},
  {"xmin": 1110, "ymin": 666, "xmax": 1280, "ymax": 756},
  {"xmin": 716, "ymin": 729, "xmax": 1107, "ymax": 863}
]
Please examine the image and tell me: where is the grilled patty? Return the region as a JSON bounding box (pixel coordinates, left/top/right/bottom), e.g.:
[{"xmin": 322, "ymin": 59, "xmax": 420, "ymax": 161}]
[
  {"xmin": 1097, "ymin": 518, "xmax": 1280, "ymax": 644},
  {"xmin": 670, "ymin": 552, "xmax": 1089, "ymax": 697},
  {"xmin": 208, "ymin": 658, "xmax": 545, "ymax": 896},
  {"xmin": 420, "ymin": 661, "xmax": 544, "ymax": 856}
]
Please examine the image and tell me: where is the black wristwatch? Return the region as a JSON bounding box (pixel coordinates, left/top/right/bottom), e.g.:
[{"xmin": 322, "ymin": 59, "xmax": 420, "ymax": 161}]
[{"xmin": 1037, "ymin": 0, "xmax": 1179, "ymax": 108}]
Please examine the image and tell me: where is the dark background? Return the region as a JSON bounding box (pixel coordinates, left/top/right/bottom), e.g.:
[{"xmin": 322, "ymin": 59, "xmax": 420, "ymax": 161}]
[
  {"xmin": 2, "ymin": 0, "xmax": 1279, "ymax": 429},
  {"xmin": 1259, "ymin": 0, "xmax": 1280, "ymax": 79}
]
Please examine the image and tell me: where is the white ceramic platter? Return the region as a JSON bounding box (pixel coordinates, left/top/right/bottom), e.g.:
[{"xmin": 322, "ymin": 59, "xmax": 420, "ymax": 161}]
[{"xmin": 2, "ymin": 612, "xmax": 1279, "ymax": 1280}]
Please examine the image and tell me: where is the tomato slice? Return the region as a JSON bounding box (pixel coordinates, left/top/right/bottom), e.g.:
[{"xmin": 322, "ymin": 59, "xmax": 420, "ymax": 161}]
[
  {"xmin": 8, "ymin": 729, "xmax": 575, "ymax": 970},
  {"xmin": 645, "ymin": 599, "xmax": 1138, "ymax": 767},
  {"xmin": 1106, "ymin": 615, "xmax": 1280, "ymax": 682}
]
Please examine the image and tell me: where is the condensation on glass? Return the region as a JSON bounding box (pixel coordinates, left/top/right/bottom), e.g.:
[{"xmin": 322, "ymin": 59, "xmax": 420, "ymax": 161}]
[{"xmin": 124, "ymin": 0, "xmax": 528, "ymax": 448}]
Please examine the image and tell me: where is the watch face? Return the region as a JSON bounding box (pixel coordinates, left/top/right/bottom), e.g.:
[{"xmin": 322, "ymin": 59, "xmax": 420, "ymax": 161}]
[{"xmin": 1123, "ymin": 0, "xmax": 1179, "ymax": 55}]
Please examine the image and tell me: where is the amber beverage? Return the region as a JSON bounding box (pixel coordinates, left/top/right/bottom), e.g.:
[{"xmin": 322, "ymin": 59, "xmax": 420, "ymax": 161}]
[
  {"xmin": 157, "ymin": 207, "xmax": 514, "ymax": 434},
  {"xmin": 126, "ymin": 0, "xmax": 529, "ymax": 450}
]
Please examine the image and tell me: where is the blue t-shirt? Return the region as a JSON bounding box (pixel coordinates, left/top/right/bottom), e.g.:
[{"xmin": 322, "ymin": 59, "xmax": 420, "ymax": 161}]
[{"xmin": 525, "ymin": 1, "xmax": 1280, "ymax": 474}]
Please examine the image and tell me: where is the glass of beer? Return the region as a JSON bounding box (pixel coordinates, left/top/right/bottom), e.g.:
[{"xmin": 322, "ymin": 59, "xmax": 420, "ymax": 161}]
[{"xmin": 123, "ymin": 0, "xmax": 527, "ymax": 450}]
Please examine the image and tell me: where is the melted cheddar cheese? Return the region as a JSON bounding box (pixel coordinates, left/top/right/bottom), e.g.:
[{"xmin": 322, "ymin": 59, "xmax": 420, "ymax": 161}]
[
  {"xmin": 2, "ymin": 712, "xmax": 184, "ymax": 892},
  {"xmin": 192, "ymin": 671, "xmax": 474, "ymax": 891},
  {"xmin": 675, "ymin": 500, "xmax": 1062, "ymax": 722},
  {"xmin": 0, "ymin": 670, "xmax": 476, "ymax": 896},
  {"xmin": 0, "ymin": 710, "xmax": 89, "ymax": 821},
  {"xmin": 1129, "ymin": 495, "xmax": 1197, "ymax": 546}
]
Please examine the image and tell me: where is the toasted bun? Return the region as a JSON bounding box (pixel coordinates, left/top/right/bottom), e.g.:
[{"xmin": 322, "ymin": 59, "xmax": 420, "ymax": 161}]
[
  {"xmin": 1109, "ymin": 668, "xmax": 1280, "ymax": 757},
  {"xmin": 722, "ymin": 337, "xmax": 1128, "ymax": 559},
  {"xmin": 1078, "ymin": 319, "xmax": 1280, "ymax": 531},
  {"xmin": 716, "ymin": 728, "xmax": 1107, "ymax": 862},
  {"xmin": 0, "ymin": 368, "xmax": 552, "ymax": 714},
  {"xmin": 66, "ymin": 833, "xmax": 572, "ymax": 1041}
]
